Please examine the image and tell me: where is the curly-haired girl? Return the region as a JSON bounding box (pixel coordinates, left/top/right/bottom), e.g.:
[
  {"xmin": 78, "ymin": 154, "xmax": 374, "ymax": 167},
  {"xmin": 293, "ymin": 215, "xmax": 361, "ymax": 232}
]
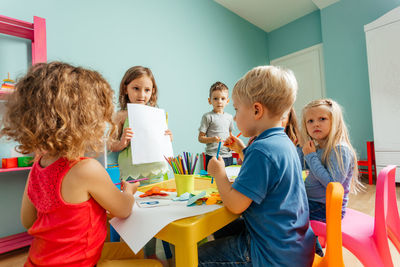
[{"xmin": 0, "ymin": 62, "xmax": 141, "ymax": 266}]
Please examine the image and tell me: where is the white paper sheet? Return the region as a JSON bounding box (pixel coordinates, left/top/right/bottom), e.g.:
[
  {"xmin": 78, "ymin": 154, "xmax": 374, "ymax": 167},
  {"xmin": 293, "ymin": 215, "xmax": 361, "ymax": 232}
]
[
  {"xmin": 225, "ymin": 165, "xmax": 241, "ymax": 182},
  {"xmin": 110, "ymin": 191, "xmax": 221, "ymax": 254},
  {"xmin": 127, "ymin": 104, "xmax": 174, "ymax": 164}
]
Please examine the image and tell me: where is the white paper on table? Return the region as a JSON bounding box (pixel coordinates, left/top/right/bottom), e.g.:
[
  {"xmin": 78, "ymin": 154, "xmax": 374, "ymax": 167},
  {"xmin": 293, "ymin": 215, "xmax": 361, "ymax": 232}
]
[
  {"xmin": 127, "ymin": 104, "xmax": 173, "ymax": 164},
  {"xmin": 110, "ymin": 191, "xmax": 221, "ymax": 254},
  {"xmin": 225, "ymin": 165, "xmax": 241, "ymax": 182}
]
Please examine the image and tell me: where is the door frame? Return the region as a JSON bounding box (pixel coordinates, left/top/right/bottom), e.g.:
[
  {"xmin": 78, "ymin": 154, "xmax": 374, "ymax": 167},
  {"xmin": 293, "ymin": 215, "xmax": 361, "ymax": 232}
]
[{"xmin": 270, "ymin": 43, "xmax": 326, "ymax": 99}]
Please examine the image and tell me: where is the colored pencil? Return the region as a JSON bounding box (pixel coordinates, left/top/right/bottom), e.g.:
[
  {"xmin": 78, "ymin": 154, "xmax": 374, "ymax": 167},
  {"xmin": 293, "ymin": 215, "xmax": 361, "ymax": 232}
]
[
  {"xmin": 114, "ymin": 177, "xmax": 149, "ymax": 186},
  {"xmin": 212, "ymin": 141, "xmax": 222, "ymax": 184},
  {"xmin": 164, "ymin": 152, "xmax": 200, "ymax": 175},
  {"xmin": 236, "ymin": 132, "xmax": 242, "ymax": 138},
  {"xmin": 216, "ymin": 141, "xmax": 222, "ymax": 158}
]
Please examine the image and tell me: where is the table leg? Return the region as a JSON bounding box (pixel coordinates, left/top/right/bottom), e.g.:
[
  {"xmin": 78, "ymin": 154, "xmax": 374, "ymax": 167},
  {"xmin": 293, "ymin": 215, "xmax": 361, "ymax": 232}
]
[{"xmin": 175, "ymin": 242, "xmax": 198, "ymax": 267}]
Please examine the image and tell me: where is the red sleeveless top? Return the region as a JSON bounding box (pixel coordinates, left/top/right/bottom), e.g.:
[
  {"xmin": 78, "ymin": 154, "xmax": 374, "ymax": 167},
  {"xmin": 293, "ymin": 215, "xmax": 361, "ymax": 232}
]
[{"xmin": 25, "ymin": 157, "xmax": 107, "ymax": 267}]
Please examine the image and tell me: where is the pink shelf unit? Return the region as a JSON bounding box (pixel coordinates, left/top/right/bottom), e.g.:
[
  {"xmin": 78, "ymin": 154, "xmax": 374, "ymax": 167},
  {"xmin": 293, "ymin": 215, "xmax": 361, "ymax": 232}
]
[
  {"xmin": 0, "ymin": 167, "xmax": 32, "ymax": 173},
  {"xmin": 0, "ymin": 14, "xmax": 47, "ymax": 64},
  {"xmin": 0, "ymin": 14, "xmax": 46, "ymax": 255}
]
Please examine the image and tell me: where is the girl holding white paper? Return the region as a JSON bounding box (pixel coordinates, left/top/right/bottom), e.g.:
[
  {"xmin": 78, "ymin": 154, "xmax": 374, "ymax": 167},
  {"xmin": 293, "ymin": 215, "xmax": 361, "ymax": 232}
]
[
  {"xmin": 108, "ymin": 66, "xmax": 174, "ymax": 262},
  {"xmin": 109, "ymin": 66, "xmax": 173, "ymax": 185}
]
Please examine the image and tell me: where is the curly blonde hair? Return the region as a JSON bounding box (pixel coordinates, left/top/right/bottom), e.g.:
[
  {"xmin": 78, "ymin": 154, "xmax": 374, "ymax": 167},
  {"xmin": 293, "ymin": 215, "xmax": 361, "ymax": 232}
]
[
  {"xmin": 0, "ymin": 62, "xmax": 117, "ymax": 160},
  {"xmin": 118, "ymin": 66, "xmax": 158, "ymax": 109},
  {"xmin": 232, "ymin": 65, "xmax": 297, "ymax": 118}
]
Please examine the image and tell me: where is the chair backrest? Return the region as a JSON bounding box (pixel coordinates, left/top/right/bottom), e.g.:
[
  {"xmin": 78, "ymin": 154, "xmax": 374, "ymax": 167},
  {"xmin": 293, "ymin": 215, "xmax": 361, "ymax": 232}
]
[
  {"xmin": 367, "ymin": 141, "xmax": 376, "ymax": 163},
  {"xmin": 386, "ymin": 165, "xmax": 400, "ymax": 252},
  {"xmin": 373, "ymin": 165, "xmax": 395, "ymax": 266},
  {"xmin": 321, "ymin": 182, "xmax": 345, "ymax": 267}
]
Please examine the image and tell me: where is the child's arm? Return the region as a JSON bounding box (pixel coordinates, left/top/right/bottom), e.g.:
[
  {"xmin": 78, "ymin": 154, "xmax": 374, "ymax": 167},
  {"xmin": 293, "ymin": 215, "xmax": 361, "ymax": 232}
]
[
  {"xmin": 108, "ymin": 111, "xmax": 133, "ymax": 152},
  {"xmin": 296, "ymin": 145, "xmax": 306, "ymax": 169},
  {"xmin": 198, "ymin": 132, "xmax": 220, "ymax": 144},
  {"xmin": 165, "ymin": 129, "xmax": 173, "ymax": 142},
  {"xmin": 21, "ymin": 174, "xmax": 37, "ymax": 229},
  {"xmin": 303, "ymin": 142, "xmax": 353, "ymax": 187},
  {"xmin": 208, "ymin": 157, "xmax": 252, "ymax": 214},
  {"xmin": 224, "ymin": 133, "xmax": 246, "ymax": 160},
  {"xmin": 74, "ymin": 159, "xmax": 138, "ymax": 218},
  {"xmin": 198, "ymin": 114, "xmax": 220, "ymax": 144}
]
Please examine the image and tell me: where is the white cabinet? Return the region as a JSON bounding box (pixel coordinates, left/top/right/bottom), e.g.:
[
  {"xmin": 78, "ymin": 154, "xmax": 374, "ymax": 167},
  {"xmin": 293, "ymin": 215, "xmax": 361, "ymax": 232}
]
[{"xmin": 365, "ymin": 7, "xmax": 400, "ymax": 182}]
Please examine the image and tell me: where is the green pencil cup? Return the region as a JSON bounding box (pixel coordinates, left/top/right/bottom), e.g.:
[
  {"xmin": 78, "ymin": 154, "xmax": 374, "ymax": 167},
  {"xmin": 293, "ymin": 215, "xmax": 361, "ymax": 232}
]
[{"xmin": 174, "ymin": 174, "xmax": 195, "ymax": 196}]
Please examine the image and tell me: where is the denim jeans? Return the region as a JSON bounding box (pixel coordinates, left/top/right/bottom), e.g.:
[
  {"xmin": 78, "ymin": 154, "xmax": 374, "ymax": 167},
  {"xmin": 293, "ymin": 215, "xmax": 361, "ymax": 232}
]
[
  {"xmin": 308, "ymin": 200, "xmax": 326, "ymax": 257},
  {"xmin": 308, "ymin": 200, "xmax": 327, "ymax": 222},
  {"xmin": 198, "ymin": 218, "xmax": 252, "ymax": 266},
  {"xmin": 205, "ymin": 155, "xmax": 233, "ymax": 172}
]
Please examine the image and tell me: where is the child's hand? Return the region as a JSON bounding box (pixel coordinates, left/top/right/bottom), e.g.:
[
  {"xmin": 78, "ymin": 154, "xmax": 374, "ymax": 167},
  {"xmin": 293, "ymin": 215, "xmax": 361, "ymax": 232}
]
[
  {"xmin": 165, "ymin": 129, "xmax": 173, "ymax": 142},
  {"xmin": 224, "ymin": 133, "xmax": 245, "ymax": 154},
  {"xmin": 212, "ymin": 136, "xmax": 221, "ymax": 143},
  {"xmin": 121, "ymin": 180, "xmax": 140, "ymax": 195},
  {"xmin": 302, "ymin": 140, "xmax": 316, "ymax": 155},
  {"xmin": 120, "ymin": 128, "xmax": 134, "ymax": 149},
  {"xmin": 208, "ymin": 156, "xmax": 226, "ymax": 179}
]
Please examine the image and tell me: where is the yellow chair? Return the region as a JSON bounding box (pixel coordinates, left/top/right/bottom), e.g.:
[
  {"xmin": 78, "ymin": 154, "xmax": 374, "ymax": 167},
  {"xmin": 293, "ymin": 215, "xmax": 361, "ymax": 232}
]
[
  {"xmin": 97, "ymin": 242, "xmax": 162, "ymax": 267},
  {"xmin": 312, "ymin": 182, "xmax": 345, "ymax": 267}
]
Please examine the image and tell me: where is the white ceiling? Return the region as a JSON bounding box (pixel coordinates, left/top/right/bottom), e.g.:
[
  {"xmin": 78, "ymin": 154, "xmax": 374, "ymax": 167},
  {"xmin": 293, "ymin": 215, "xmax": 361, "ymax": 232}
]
[{"xmin": 214, "ymin": 0, "xmax": 340, "ymax": 32}]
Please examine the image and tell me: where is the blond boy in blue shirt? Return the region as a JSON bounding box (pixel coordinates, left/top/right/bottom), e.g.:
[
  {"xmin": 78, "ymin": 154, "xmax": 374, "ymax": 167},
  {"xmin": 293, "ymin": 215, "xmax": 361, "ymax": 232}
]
[{"xmin": 199, "ymin": 66, "xmax": 315, "ymax": 266}]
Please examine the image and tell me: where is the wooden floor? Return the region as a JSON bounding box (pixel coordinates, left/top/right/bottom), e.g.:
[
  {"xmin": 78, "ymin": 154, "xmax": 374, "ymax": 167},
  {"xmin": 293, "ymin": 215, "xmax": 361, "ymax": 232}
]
[{"xmin": 1, "ymin": 178, "xmax": 399, "ymax": 267}]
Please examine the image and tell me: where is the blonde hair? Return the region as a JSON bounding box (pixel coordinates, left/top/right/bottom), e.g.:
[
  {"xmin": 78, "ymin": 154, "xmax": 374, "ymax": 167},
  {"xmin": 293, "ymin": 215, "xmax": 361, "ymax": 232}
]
[
  {"xmin": 300, "ymin": 99, "xmax": 361, "ymax": 193},
  {"xmin": 232, "ymin": 65, "xmax": 298, "ymax": 118},
  {"xmin": 119, "ymin": 66, "xmax": 158, "ymax": 109},
  {"xmin": 0, "ymin": 62, "xmax": 117, "ymax": 161}
]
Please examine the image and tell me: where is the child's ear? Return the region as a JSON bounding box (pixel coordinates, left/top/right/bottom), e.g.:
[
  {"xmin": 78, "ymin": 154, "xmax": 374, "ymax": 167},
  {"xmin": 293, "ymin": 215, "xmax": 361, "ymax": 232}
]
[
  {"xmin": 253, "ymin": 102, "xmax": 264, "ymax": 120},
  {"xmin": 208, "ymin": 98, "xmax": 211, "ymax": 105}
]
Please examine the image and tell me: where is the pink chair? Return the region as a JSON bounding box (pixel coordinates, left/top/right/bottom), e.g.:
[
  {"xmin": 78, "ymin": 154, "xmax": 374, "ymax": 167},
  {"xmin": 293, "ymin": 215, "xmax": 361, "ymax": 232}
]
[
  {"xmin": 387, "ymin": 166, "xmax": 400, "ymax": 253},
  {"xmin": 311, "ymin": 165, "xmax": 396, "ymax": 267}
]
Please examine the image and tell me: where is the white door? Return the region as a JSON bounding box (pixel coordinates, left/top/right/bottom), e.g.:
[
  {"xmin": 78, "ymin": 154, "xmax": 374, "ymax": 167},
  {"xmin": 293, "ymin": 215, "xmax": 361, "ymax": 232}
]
[{"xmin": 271, "ymin": 44, "xmax": 326, "ymax": 121}]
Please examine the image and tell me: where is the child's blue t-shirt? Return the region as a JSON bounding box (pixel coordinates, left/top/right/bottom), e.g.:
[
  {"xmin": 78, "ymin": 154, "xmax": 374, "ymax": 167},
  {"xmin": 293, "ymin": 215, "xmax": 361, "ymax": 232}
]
[{"xmin": 232, "ymin": 127, "xmax": 315, "ymax": 267}]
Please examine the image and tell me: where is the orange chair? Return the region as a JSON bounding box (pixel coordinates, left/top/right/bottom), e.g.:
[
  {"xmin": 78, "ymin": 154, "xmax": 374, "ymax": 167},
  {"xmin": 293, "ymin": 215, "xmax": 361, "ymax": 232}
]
[
  {"xmin": 358, "ymin": 141, "xmax": 377, "ymax": 184},
  {"xmin": 312, "ymin": 182, "xmax": 345, "ymax": 267}
]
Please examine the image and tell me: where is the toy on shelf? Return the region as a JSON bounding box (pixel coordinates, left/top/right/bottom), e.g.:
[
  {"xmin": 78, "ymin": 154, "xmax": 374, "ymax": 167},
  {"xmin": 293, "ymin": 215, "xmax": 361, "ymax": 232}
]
[
  {"xmin": 2, "ymin": 158, "xmax": 18, "ymax": 168},
  {"xmin": 0, "ymin": 73, "xmax": 16, "ymax": 99},
  {"xmin": 1, "ymin": 156, "xmax": 34, "ymax": 168}
]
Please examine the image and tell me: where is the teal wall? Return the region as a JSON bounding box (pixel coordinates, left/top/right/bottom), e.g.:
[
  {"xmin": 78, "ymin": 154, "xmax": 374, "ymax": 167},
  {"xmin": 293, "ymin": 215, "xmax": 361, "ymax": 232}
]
[
  {"xmin": 268, "ymin": 10, "xmax": 322, "ymax": 61},
  {"xmin": 267, "ymin": 0, "xmax": 400, "ymax": 158},
  {"xmin": 0, "ymin": 0, "xmax": 267, "ymax": 237},
  {"xmin": 320, "ymin": 0, "xmax": 400, "ymax": 158}
]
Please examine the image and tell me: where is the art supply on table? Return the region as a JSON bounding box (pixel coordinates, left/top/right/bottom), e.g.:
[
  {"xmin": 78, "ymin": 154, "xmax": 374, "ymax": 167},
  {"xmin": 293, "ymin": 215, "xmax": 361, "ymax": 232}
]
[
  {"xmin": 202, "ymin": 152, "xmax": 206, "ymax": 171},
  {"xmin": 137, "ymin": 200, "xmax": 171, "ymax": 208},
  {"xmin": 216, "ymin": 141, "xmax": 222, "ymax": 158},
  {"xmin": 211, "ymin": 141, "xmax": 222, "ymax": 184},
  {"xmin": 114, "ymin": 177, "xmax": 149, "ymax": 186},
  {"xmin": 225, "ymin": 165, "xmax": 241, "ymax": 182},
  {"xmin": 174, "ymin": 174, "xmax": 195, "ymax": 196},
  {"xmin": 236, "ymin": 132, "xmax": 242, "ymax": 138},
  {"xmin": 164, "ymin": 152, "xmax": 199, "ymax": 175},
  {"xmin": 139, "ymin": 186, "xmax": 176, "ymax": 198}
]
